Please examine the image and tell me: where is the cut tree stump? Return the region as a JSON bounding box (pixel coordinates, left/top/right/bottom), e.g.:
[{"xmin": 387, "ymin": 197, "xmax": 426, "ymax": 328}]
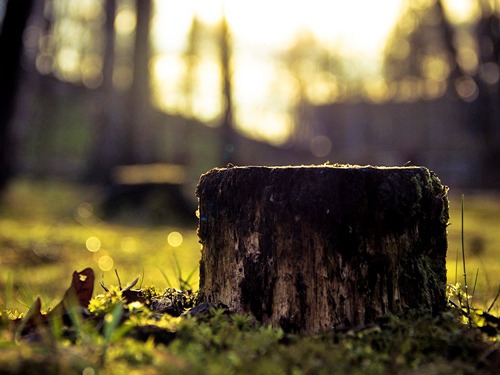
[{"xmin": 196, "ymin": 165, "xmax": 449, "ymax": 334}]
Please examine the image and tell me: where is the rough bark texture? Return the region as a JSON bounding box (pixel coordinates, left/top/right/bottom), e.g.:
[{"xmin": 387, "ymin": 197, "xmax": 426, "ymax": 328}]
[{"xmin": 196, "ymin": 165, "xmax": 449, "ymax": 334}]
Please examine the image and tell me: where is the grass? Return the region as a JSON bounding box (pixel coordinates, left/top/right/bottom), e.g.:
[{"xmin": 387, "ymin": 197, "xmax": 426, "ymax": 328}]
[
  {"xmin": 0, "ymin": 178, "xmax": 201, "ymax": 311},
  {"xmin": 446, "ymin": 193, "xmax": 500, "ymax": 312},
  {"xmin": 0, "ymin": 178, "xmax": 499, "ymax": 374}
]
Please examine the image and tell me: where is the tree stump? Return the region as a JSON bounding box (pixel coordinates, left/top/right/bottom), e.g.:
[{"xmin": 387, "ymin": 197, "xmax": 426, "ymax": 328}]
[{"xmin": 196, "ymin": 165, "xmax": 449, "ymax": 334}]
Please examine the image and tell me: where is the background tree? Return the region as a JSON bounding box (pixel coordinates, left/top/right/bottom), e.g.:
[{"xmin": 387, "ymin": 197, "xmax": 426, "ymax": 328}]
[
  {"xmin": 0, "ymin": 0, "xmax": 34, "ymax": 196},
  {"xmin": 181, "ymin": 16, "xmax": 202, "ymax": 119},
  {"xmin": 86, "ymin": 0, "xmax": 119, "ymax": 182},
  {"xmin": 383, "ymin": 0, "xmax": 461, "ymax": 101},
  {"xmin": 470, "ymin": 0, "xmax": 500, "ymax": 185},
  {"xmin": 218, "ymin": 15, "xmax": 236, "ymax": 164},
  {"xmin": 20, "ymin": 0, "xmax": 107, "ymax": 179},
  {"xmin": 87, "ymin": 0, "xmax": 156, "ymax": 181},
  {"xmin": 171, "ymin": 15, "xmax": 202, "ymax": 164},
  {"xmin": 383, "ymin": 0, "xmax": 500, "ymax": 185},
  {"xmin": 126, "ymin": 0, "xmax": 155, "ymax": 165},
  {"xmin": 281, "ymin": 31, "xmax": 349, "ymax": 146}
]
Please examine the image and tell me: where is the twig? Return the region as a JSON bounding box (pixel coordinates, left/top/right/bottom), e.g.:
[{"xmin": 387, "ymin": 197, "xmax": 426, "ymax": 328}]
[
  {"xmin": 100, "ymin": 273, "xmax": 109, "ymax": 292},
  {"xmin": 122, "ymin": 275, "xmax": 140, "ymax": 292},
  {"xmin": 114, "ymin": 269, "xmax": 122, "ymax": 290}
]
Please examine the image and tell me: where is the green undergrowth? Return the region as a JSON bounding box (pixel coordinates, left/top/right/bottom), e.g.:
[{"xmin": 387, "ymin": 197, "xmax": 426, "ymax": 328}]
[
  {"xmin": 1, "ymin": 179, "xmax": 500, "ymax": 374},
  {"xmin": 0, "ymin": 279, "xmax": 498, "ymax": 375}
]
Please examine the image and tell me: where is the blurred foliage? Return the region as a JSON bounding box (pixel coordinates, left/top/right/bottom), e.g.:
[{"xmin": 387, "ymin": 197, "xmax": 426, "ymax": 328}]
[
  {"xmin": 383, "ymin": 0, "xmax": 500, "ymax": 106},
  {"xmin": 383, "ymin": 0, "xmax": 456, "ymax": 100}
]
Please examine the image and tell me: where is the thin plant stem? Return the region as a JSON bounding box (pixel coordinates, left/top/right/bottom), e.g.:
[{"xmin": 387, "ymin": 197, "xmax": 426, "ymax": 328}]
[
  {"xmin": 487, "ymin": 284, "xmax": 500, "ymax": 313},
  {"xmin": 471, "ymin": 268, "xmax": 479, "ymax": 306},
  {"xmin": 157, "ymin": 267, "xmax": 173, "ymax": 288},
  {"xmin": 461, "ymin": 194, "xmax": 471, "ymax": 328}
]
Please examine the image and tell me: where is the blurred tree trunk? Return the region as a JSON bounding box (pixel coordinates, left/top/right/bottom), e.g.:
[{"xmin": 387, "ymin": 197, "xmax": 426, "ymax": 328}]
[
  {"xmin": 86, "ymin": 0, "xmax": 120, "ymax": 183},
  {"xmin": 126, "ymin": 0, "xmax": 155, "ymax": 165},
  {"xmin": 435, "ymin": 0, "xmax": 462, "ymax": 94},
  {"xmin": 471, "ymin": 2, "xmax": 500, "ymax": 186},
  {"xmin": 383, "ymin": 0, "xmax": 462, "ymax": 93},
  {"xmin": 87, "ymin": 0, "xmax": 155, "ymax": 183},
  {"xmin": 0, "ymin": 0, "xmax": 34, "ymax": 195},
  {"xmin": 173, "ymin": 16, "xmax": 202, "ymax": 165},
  {"xmin": 218, "ymin": 15, "xmax": 237, "ymax": 165}
]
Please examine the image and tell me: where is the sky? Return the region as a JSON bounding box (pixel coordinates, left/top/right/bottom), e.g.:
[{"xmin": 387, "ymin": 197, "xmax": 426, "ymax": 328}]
[
  {"xmin": 155, "ymin": 0, "xmax": 403, "ymax": 55},
  {"xmin": 150, "ymin": 0, "xmax": 476, "ymax": 144}
]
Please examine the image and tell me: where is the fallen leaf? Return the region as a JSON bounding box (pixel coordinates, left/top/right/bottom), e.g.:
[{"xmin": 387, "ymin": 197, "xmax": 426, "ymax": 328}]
[
  {"xmin": 11, "ymin": 268, "xmax": 95, "ymax": 341},
  {"xmin": 49, "ymin": 268, "xmax": 95, "ymax": 317},
  {"xmin": 13, "ymin": 297, "xmax": 45, "ymax": 341}
]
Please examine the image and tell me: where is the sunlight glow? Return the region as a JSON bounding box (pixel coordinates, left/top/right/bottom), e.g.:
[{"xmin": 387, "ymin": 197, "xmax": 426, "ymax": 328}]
[
  {"xmin": 442, "ymin": 0, "xmax": 481, "ymax": 24},
  {"xmin": 153, "ymin": 0, "xmax": 404, "ymax": 142},
  {"xmin": 56, "ymin": 48, "xmax": 80, "ymax": 81},
  {"xmin": 151, "ymin": 0, "xmax": 478, "ymax": 143}
]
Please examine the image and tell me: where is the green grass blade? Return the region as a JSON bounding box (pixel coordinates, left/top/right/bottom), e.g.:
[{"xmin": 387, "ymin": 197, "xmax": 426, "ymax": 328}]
[
  {"xmin": 471, "ymin": 268, "xmax": 479, "ymax": 306},
  {"xmin": 103, "ymin": 303, "xmax": 124, "ymax": 342},
  {"xmin": 461, "ymin": 194, "xmax": 471, "ymax": 328},
  {"xmin": 173, "ymin": 253, "xmax": 183, "ymax": 284},
  {"xmin": 487, "ymin": 284, "xmax": 500, "ymax": 313},
  {"xmin": 184, "ymin": 264, "xmax": 199, "ymax": 289},
  {"xmin": 157, "ymin": 267, "xmax": 173, "ymax": 288}
]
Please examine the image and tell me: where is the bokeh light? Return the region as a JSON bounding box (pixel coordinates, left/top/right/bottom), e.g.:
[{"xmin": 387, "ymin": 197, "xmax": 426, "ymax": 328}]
[
  {"xmin": 98, "ymin": 255, "xmax": 114, "ymax": 271},
  {"xmin": 455, "ymin": 76, "xmax": 479, "ymax": 102},
  {"xmin": 167, "ymin": 231, "xmax": 183, "ymax": 247},
  {"xmin": 86, "ymin": 236, "xmax": 101, "ymax": 252},
  {"xmin": 76, "ymin": 202, "xmax": 94, "ymax": 219},
  {"xmin": 115, "ymin": 7, "xmax": 136, "ymax": 35},
  {"xmin": 82, "ymin": 367, "xmax": 96, "ymax": 375},
  {"xmin": 310, "ymin": 135, "xmax": 332, "ymax": 158}
]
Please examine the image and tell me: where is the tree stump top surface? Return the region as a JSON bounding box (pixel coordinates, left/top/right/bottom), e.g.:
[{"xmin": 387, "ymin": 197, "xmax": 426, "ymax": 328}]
[
  {"xmin": 207, "ymin": 164, "xmax": 428, "ymax": 172},
  {"xmin": 197, "ymin": 165, "xmax": 448, "ymax": 238}
]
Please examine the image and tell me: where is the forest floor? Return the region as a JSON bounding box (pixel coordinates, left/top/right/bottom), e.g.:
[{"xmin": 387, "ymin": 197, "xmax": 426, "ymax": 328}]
[{"xmin": 0, "ymin": 178, "xmax": 499, "ymax": 374}]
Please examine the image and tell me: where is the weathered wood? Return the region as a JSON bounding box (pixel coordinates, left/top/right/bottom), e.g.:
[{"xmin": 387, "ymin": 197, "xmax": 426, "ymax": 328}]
[{"xmin": 196, "ymin": 165, "xmax": 449, "ymax": 333}]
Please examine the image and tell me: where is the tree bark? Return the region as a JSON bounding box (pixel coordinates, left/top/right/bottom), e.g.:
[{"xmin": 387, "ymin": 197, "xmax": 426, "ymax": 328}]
[{"xmin": 196, "ymin": 165, "xmax": 449, "ymax": 334}]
